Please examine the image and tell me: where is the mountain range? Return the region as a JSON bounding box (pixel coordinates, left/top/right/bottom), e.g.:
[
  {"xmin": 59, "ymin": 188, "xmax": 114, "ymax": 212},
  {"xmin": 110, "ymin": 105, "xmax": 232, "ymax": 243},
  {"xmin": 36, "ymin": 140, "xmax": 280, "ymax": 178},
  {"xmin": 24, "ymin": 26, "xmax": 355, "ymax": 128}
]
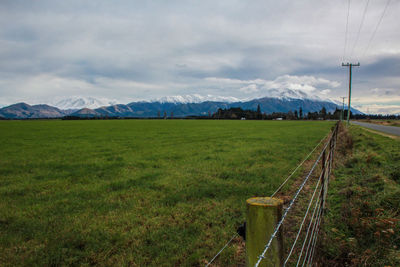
[
  {"xmin": 52, "ymin": 96, "xmax": 118, "ymax": 110},
  {"xmin": 0, "ymin": 94, "xmax": 362, "ymax": 119}
]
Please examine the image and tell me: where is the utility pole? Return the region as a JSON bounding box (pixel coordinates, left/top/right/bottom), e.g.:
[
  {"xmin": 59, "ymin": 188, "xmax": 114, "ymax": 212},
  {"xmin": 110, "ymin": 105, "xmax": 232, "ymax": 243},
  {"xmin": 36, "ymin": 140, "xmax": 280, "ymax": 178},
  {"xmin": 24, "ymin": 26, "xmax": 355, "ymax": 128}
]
[
  {"xmin": 340, "ymin": 97, "xmax": 346, "ymax": 121},
  {"xmin": 342, "ymin": 62, "xmax": 360, "ymax": 125}
]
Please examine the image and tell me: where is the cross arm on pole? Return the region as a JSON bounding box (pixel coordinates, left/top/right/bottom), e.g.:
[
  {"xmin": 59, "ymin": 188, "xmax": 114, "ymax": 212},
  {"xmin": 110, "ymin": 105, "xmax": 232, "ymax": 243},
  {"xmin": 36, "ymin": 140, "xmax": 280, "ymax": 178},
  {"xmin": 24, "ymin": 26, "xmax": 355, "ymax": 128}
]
[
  {"xmin": 341, "ymin": 62, "xmax": 360, "ymax": 125},
  {"xmin": 342, "ymin": 62, "xmax": 360, "ymax": 67}
]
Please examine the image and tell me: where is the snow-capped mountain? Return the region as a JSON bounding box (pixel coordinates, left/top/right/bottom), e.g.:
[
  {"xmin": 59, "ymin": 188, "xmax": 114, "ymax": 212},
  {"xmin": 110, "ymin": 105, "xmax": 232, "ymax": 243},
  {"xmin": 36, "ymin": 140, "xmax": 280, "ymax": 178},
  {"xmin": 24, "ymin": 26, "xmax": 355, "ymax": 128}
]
[
  {"xmin": 153, "ymin": 94, "xmax": 242, "ymax": 104},
  {"xmin": 52, "ymin": 96, "xmax": 118, "ymax": 110},
  {"xmin": 262, "ymin": 88, "xmax": 323, "ymax": 101},
  {"xmin": 1, "ymin": 89, "xmax": 364, "ymax": 119},
  {"xmin": 151, "ymin": 88, "xmax": 325, "ymax": 104}
]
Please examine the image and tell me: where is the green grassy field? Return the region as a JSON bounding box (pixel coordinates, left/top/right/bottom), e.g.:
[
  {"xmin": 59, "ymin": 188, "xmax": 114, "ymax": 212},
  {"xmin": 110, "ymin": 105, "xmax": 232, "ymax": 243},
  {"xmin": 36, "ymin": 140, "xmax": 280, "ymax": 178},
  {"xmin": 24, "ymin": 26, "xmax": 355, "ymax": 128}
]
[{"xmin": 0, "ymin": 120, "xmax": 334, "ymax": 266}]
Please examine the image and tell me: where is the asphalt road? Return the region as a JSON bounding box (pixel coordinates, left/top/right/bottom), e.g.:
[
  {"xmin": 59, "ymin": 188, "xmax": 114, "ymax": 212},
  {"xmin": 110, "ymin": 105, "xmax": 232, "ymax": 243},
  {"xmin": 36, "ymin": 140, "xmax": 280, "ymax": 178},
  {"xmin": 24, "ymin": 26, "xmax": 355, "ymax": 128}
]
[{"xmin": 352, "ymin": 121, "xmax": 400, "ymax": 136}]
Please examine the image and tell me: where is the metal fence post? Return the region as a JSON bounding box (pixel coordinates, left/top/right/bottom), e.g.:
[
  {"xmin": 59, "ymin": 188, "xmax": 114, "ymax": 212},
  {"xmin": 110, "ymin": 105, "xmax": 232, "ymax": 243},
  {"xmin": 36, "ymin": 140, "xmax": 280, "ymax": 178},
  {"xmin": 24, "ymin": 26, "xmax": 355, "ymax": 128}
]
[{"xmin": 246, "ymin": 197, "xmax": 284, "ymax": 267}]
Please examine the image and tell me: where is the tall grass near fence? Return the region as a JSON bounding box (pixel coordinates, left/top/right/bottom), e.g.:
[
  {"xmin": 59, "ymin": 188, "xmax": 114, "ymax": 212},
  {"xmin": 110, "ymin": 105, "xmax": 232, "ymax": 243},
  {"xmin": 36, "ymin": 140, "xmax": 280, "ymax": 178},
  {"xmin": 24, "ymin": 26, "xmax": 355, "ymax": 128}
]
[{"xmin": 320, "ymin": 125, "xmax": 400, "ymax": 266}]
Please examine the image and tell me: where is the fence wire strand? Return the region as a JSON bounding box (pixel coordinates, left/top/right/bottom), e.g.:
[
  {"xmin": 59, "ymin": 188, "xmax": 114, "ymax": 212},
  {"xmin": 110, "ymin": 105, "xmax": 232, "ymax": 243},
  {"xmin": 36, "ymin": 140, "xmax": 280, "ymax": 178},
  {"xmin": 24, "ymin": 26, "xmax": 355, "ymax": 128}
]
[
  {"xmin": 205, "ymin": 233, "xmax": 238, "ymax": 267},
  {"xmin": 295, "ymin": 194, "xmax": 322, "ymax": 267},
  {"xmin": 271, "ymin": 132, "xmax": 329, "ymax": 198},
  {"xmin": 308, "ymin": 214, "xmax": 322, "ymax": 267},
  {"xmin": 207, "ymin": 123, "xmax": 338, "ymax": 267},
  {"xmin": 301, "ymin": 206, "xmax": 323, "ymax": 267},
  {"xmin": 284, "ymin": 176, "xmax": 323, "ymax": 265},
  {"xmin": 205, "ymin": 130, "xmax": 332, "ymax": 266},
  {"xmin": 254, "ymin": 139, "xmax": 330, "ymax": 267}
]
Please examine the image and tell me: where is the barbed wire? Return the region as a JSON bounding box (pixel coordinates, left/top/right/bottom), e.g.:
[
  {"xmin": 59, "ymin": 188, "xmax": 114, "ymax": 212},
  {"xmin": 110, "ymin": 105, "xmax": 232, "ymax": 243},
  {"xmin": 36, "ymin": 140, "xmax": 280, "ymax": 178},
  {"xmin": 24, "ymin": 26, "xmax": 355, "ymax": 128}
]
[
  {"xmin": 302, "ymin": 205, "xmax": 323, "ymax": 267},
  {"xmin": 254, "ymin": 140, "xmax": 330, "ymax": 267},
  {"xmin": 308, "ymin": 213, "xmax": 323, "ymax": 267},
  {"xmin": 271, "ymin": 132, "xmax": 330, "ymax": 198},
  {"xmin": 205, "ymin": 131, "xmax": 331, "ymax": 266},
  {"xmin": 205, "ymin": 233, "xmax": 238, "ymax": 267},
  {"xmin": 206, "ymin": 124, "xmax": 338, "ymax": 267},
  {"xmin": 299, "ymin": 133, "xmax": 335, "ymax": 266},
  {"xmin": 283, "ymin": 174, "xmax": 323, "ymax": 265},
  {"xmin": 296, "ymin": 197, "xmax": 322, "ymax": 267}
]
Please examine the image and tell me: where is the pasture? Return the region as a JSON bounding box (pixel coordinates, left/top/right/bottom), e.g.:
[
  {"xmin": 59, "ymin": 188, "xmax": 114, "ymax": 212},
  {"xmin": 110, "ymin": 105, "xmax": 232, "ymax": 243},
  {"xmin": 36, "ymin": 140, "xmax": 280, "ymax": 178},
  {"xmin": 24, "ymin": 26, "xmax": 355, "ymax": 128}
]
[{"xmin": 0, "ymin": 120, "xmax": 334, "ymax": 266}]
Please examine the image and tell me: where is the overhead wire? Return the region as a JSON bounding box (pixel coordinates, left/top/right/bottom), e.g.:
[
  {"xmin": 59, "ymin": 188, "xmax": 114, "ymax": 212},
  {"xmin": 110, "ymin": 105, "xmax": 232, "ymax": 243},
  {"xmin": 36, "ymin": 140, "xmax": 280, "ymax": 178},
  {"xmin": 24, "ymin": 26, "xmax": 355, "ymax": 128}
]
[
  {"xmin": 342, "ymin": 0, "xmax": 351, "ymax": 62},
  {"xmin": 362, "ymin": 0, "xmax": 392, "ymax": 58},
  {"xmin": 349, "ymin": 0, "xmax": 370, "ymax": 61}
]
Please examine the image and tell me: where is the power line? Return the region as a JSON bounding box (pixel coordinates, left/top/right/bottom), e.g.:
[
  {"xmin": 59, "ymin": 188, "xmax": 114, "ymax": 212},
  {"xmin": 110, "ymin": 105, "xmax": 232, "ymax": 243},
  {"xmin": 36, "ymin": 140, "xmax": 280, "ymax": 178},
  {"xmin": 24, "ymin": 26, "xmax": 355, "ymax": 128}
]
[
  {"xmin": 362, "ymin": 0, "xmax": 392, "ymax": 58},
  {"xmin": 342, "ymin": 0, "xmax": 351, "ymax": 61},
  {"xmin": 349, "ymin": 0, "xmax": 370, "ymax": 61}
]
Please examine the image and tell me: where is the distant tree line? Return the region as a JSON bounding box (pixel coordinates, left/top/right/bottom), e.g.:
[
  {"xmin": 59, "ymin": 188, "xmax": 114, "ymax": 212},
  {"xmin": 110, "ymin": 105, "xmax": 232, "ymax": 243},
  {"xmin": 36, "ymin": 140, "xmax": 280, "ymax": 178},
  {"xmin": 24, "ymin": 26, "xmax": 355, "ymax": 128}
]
[
  {"xmin": 61, "ymin": 116, "xmax": 161, "ymax": 120},
  {"xmin": 57, "ymin": 105, "xmax": 400, "ymax": 120},
  {"xmin": 352, "ymin": 113, "xmax": 400, "ymax": 120},
  {"xmin": 211, "ymin": 105, "xmax": 347, "ymax": 120}
]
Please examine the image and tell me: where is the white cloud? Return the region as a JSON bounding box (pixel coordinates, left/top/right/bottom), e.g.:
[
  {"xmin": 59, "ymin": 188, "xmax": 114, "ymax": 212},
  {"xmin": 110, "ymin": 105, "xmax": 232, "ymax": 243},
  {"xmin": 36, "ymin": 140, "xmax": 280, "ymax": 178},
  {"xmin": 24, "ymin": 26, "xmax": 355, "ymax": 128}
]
[
  {"xmin": 320, "ymin": 89, "xmax": 331, "ymax": 95},
  {"xmin": 355, "ymin": 104, "xmax": 400, "ymax": 115},
  {"xmin": 204, "ymin": 75, "xmax": 340, "ymax": 98},
  {"xmin": 0, "ymin": 1, "xmax": 399, "ymax": 113},
  {"xmin": 0, "ymin": 74, "xmax": 172, "ymax": 104},
  {"xmin": 239, "ymin": 84, "xmax": 259, "ymax": 93},
  {"xmin": 352, "ymin": 87, "xmax": 400, "ymax": 114}
]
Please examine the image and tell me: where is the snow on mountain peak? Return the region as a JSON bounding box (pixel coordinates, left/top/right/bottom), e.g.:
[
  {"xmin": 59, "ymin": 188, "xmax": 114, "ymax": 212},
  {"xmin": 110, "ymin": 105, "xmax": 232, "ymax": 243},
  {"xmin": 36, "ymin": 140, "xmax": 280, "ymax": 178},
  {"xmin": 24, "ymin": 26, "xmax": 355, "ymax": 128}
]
[
  {"xmin": 52, "ymin": 96, "xmax": 118, "ymax": 110},
  {"xmin": 154, "ymin": 94, "xmax": 241, "ymax": 104},
  {"xmin": 49, "ymin": 90, "xmax": 333, "ymax": 111},
  {"xmin": 262, "ymin": 88, "xmax": 324, "ymax": 101}
]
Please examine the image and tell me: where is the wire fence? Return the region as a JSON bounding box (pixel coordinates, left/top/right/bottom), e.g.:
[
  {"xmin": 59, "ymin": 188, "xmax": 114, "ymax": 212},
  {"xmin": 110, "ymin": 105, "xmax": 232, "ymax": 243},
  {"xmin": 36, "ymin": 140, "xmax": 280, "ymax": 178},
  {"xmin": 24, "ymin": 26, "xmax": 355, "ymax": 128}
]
[
  {"xmin": 255, "ymin": 122, "xmax": 339, "ymax": 267},
  {"xmin": 205, "ymin": 122, "xmax": 340, "ymax": 267}
]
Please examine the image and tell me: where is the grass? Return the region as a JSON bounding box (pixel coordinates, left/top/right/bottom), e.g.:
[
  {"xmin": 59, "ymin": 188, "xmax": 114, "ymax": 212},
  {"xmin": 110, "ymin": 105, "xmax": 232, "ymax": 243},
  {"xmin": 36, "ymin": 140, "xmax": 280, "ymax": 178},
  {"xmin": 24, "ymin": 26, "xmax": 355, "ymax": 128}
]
[
  {"xmin": 0, "ymin": 120, "xmax": 334, "ymax": 266},
  {"xmin": 320, "ymin": 125, "xmax": 400, "ymax": 266},
  {"xmin": 359, "ymin": 119, "xmax": 400, "ymax": 127}
]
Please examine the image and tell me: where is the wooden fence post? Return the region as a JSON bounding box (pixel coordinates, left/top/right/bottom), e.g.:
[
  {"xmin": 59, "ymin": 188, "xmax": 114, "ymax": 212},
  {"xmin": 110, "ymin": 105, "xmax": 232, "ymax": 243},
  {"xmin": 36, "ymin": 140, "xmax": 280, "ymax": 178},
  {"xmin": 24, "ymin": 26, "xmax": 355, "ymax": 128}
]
[{"xmin": 246, "ymin": 197, "xmax": 284, "ymax": 267}]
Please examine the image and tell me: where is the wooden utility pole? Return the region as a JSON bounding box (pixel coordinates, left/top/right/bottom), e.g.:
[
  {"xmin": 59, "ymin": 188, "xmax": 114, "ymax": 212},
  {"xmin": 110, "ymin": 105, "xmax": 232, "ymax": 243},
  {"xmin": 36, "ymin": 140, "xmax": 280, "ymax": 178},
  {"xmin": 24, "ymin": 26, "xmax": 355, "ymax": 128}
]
[
  {"xmin": 341, "ymin": 97, "xmax": 346, "ymax": 121},
  {"xmin": 342, "ymin": 62, "xmax": 360, "ymax": 125}
]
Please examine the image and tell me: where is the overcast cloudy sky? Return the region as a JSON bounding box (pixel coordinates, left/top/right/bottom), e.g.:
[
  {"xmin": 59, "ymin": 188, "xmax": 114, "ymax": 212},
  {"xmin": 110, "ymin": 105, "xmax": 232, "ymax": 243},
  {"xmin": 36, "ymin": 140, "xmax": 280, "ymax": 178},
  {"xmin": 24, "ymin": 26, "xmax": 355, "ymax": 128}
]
[{"xmin": 0, "ymin": 0, "xmax": 399, "ymax": 114}]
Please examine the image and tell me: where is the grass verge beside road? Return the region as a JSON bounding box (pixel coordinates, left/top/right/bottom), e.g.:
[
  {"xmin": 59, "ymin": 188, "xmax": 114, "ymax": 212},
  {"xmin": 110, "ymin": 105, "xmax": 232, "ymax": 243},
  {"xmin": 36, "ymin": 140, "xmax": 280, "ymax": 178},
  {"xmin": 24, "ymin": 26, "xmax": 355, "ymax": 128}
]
[
  {"xmin": 320, "ymin": 125, "xmax": 400, "ymax": 266},
  {"xmin": 359, "ymin": 119, "xmax": 400, "ymax": 127}
]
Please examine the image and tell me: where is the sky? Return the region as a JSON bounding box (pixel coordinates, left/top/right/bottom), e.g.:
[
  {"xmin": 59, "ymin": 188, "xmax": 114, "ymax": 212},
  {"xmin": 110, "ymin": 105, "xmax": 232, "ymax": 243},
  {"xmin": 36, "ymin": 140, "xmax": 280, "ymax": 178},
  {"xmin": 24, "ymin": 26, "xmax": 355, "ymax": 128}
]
[{"xmin": 0, "ymin": 0, "xmax": 399, "ymax": 114}]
